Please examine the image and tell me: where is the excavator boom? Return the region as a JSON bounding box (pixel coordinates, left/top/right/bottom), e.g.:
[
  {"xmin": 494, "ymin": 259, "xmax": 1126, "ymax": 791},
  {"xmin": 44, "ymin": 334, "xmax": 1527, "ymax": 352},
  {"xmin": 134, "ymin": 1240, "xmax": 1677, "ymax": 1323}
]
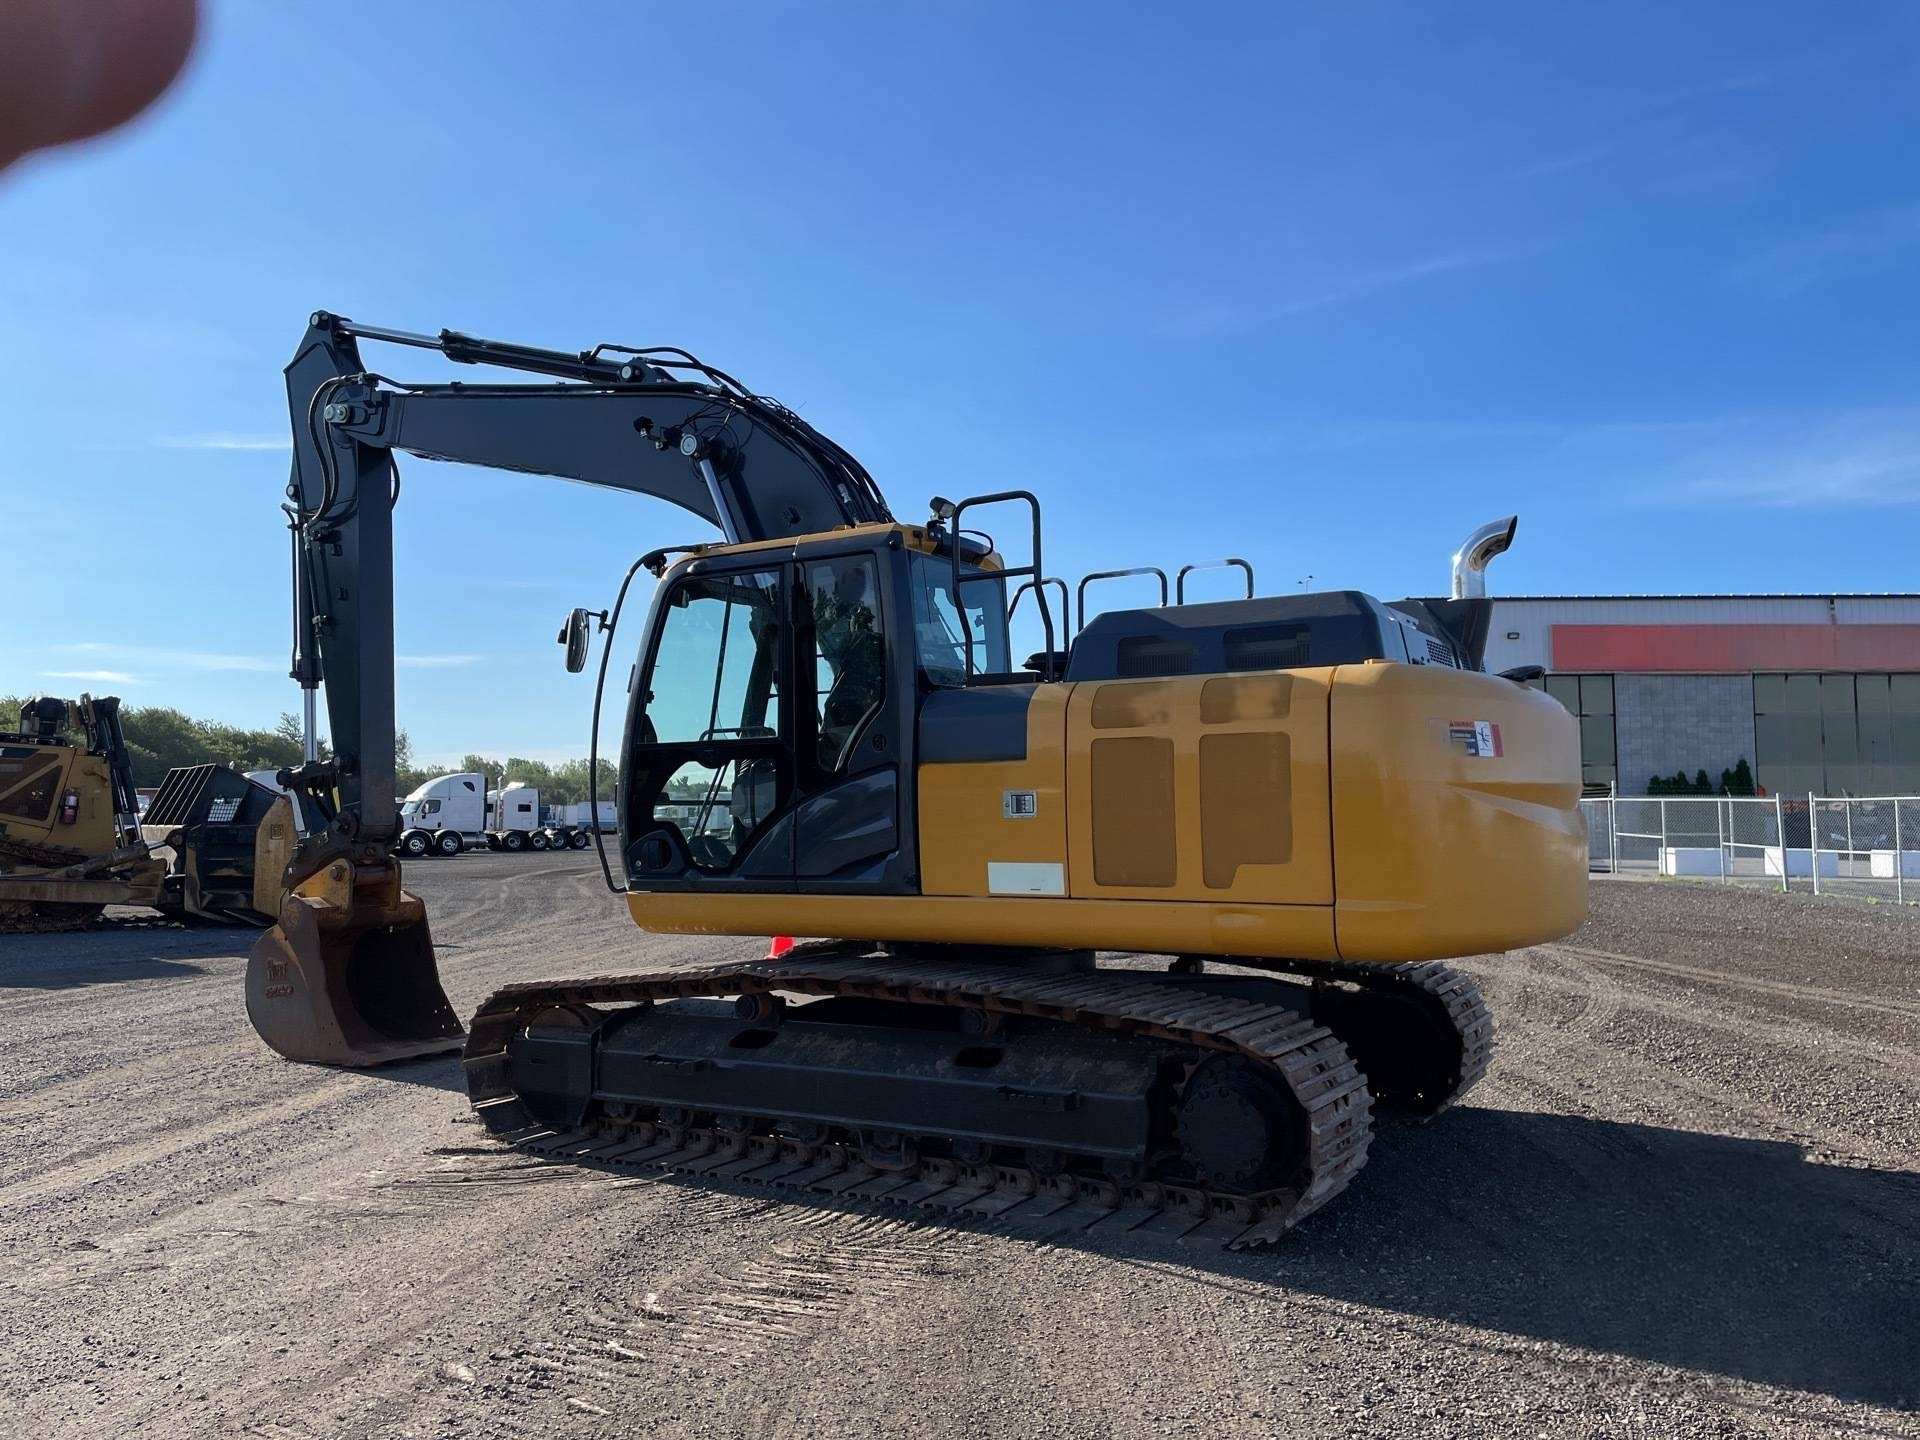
[{"xmin": 255, "ymin": 313, "xmax": 894, "ymax": 1064}]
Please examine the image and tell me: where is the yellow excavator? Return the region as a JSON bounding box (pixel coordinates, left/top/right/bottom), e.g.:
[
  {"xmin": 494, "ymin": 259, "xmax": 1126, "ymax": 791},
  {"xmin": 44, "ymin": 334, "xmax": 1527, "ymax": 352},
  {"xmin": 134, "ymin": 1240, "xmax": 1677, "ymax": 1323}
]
[
  {"xmin": 0, "ymin": 694, "xmax": 298, "ymax": 932},
  {"xmin": 246, "ymin": 313, "xmax": 1586, "ymax": 1242}
]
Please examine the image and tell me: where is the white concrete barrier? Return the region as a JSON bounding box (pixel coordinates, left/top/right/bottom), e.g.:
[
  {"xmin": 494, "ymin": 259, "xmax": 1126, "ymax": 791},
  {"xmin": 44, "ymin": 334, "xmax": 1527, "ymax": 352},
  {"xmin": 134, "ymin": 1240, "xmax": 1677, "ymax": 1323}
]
[
  {"xmin": 1763, "ymin": 847, "xmax": 1842, "ymax": 878},
  {"xmin": 1659, "ymin": 847, "xmax": 1723, "ymax": 877},
  {"xmin": 1868, "ymin": 850, "xmax": 1920, "ymax": 879}
]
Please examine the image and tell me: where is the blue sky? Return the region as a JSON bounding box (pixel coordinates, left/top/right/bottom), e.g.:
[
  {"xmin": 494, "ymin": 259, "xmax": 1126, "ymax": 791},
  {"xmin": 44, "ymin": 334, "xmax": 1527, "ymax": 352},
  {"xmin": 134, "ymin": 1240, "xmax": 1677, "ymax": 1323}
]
[{"xmin": 3, "ymin": 2, "xmax": 1918, "ymax": 764}]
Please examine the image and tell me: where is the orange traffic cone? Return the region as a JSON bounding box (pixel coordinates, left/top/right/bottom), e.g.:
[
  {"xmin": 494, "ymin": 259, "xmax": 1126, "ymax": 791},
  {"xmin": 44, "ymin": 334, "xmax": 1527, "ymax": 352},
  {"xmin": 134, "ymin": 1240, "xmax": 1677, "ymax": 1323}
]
[{"xmin": 765, "ymin": 935, "xmax": 796, "ymax": 960}]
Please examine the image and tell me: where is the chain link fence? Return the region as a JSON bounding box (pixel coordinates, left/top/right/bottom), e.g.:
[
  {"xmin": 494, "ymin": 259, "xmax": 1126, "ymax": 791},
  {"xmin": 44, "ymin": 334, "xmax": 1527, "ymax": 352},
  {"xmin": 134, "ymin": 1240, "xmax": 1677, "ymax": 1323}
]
[{"xmin": 1581, "ymin": 794, "xmax": 1920, "ymax": 901}]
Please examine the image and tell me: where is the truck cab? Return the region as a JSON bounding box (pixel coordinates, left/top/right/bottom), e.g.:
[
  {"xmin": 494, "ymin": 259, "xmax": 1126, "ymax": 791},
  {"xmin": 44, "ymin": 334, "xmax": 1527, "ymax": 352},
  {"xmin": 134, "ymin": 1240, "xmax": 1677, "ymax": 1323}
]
[
  {"xmin": 395, "ymin": 772, "xmax": 486, "ymax": 857},
  {"xmin": 484, "ymin": 782, "xmax": 543, "ymax": 850}
]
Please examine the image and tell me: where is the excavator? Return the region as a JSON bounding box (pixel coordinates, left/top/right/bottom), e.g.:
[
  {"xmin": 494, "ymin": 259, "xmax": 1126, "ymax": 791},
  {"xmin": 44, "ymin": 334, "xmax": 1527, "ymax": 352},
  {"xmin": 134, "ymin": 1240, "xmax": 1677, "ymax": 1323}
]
[
  {"xmin": 247, "ymin": 312, "xmax": 1587, "ymax": 1242},
  {"xmin": 1, "ymin": 695, "xmax": 297, "ymax": 930}
]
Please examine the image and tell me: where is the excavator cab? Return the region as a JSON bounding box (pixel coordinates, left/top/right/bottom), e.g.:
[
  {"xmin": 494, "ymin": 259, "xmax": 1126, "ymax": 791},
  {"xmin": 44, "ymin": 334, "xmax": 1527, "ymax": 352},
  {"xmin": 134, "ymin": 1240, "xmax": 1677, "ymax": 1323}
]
[{"xmin": 615, "ymin": 526, "xmax": 1020, "ymax": 901}]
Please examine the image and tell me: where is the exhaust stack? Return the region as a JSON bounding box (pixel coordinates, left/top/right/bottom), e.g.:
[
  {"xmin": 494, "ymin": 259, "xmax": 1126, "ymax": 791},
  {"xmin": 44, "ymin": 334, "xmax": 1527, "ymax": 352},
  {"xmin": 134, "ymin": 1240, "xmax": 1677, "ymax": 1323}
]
[{"xmin": 1450, "ymin": 515, "xmax": 1518, "ymax": 600}]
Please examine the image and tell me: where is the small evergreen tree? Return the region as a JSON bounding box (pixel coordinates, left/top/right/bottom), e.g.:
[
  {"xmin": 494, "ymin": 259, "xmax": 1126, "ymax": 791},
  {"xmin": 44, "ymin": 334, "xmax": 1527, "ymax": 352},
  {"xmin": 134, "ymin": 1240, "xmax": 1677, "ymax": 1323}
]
[{"xmin": 1694, "ymin": 768, "xmax": 1713, "ymax": 794}]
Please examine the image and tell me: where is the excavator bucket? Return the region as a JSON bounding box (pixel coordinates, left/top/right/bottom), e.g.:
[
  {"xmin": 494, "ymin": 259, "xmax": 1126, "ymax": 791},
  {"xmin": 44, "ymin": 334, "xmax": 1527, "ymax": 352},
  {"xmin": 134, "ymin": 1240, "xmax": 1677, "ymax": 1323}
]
[{"xmin": 246, "ymin": 858, "xmax": 465, "ymax": 1067}]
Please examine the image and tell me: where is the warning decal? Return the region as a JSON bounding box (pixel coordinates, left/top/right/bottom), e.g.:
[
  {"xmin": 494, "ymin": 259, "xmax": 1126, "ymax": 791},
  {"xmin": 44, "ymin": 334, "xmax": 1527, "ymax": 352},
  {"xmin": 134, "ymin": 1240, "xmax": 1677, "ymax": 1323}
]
[{"xmin": 1440, "ymin": 719, "xmax": 1504, "ymax": 759}]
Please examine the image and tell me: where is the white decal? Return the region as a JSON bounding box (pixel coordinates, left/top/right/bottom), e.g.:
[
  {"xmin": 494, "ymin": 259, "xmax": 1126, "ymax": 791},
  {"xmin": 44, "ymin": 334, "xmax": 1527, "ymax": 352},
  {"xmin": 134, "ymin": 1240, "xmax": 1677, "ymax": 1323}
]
[{"xmin": 987, "ymin": 862, "xmax": 1065, "ymax": 896}]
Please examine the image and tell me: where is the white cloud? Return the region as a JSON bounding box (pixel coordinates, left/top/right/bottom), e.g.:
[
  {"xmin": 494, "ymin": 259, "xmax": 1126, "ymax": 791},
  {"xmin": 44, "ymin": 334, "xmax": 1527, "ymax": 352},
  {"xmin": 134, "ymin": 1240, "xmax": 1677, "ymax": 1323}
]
[
  {"xmin": 397, "ymin": 655, "xmax": 486, "ymax": 668},
  {"xmin": 1582, "ymin": 411, "xmax": 1920, "ymax": 510},
  {"xmin": 1514, "ymin": 144, "xmax": 1613, "ymax": 181},
  {"xmin": 42, "ymin": 669, "xmax": 139, "ymax": 684},
  {"xmin": 1173, "ymin": 245, "xmax": 1532, "ymax": 336},
  {"xmin": 54, "ymin": 643, "xmax": 279, "ymax": 672},
  {"xmin": 153, "ymin": 434, "xmax": 292, "ymax": 451},
  {"xmin": 1729, "ymin": 205, "xmax": 1920, "ymax": 295},
  {"xmin": 1662, "ymin": 434, "xmax": 1920, "ymax": 509}
]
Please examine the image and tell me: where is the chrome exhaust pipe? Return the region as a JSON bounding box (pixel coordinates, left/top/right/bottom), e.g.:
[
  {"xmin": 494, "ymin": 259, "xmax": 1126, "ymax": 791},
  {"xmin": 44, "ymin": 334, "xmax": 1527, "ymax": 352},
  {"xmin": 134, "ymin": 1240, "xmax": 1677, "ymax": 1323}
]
[{"xmin": 1450, "ymin": 516, "xmax": 1518, "ymax": 599}]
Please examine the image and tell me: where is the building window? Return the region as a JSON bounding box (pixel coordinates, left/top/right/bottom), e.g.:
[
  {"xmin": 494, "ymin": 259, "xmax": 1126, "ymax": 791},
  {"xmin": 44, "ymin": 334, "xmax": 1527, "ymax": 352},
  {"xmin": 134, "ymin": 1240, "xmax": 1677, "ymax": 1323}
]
[
  {"xmin": 1545, "ymin": 673, "xmax": 1616, "ymax": 790},
  {"xmin": 1754, "ymin": 672, "xmax": 1920, "ymax": 797}
]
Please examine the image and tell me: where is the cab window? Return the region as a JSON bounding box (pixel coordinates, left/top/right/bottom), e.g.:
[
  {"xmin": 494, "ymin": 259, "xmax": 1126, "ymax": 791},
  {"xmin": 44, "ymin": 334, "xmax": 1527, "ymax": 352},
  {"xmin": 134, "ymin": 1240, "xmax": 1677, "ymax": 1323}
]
[
  {"xmin": 908, "ymin": 552, "xmax": 1010, "ymax": 685},
  {"xmin": 644, "ymin": 569, "xmax": 783, "ymax": 743},
  {"xmin": 809, "ymin": 556, "xmax": 885, "ymax": 770},
  {"xmin": 641, "ymin": 568, "xmax": 785, "ymax": 871}
]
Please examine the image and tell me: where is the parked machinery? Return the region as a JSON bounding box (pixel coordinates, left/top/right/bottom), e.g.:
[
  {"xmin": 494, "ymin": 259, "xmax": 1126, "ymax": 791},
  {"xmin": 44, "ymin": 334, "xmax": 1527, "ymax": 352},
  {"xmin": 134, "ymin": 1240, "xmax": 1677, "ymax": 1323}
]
[
  {"xmin": 1, "ymin": 695, "xmax": 164, "ymax": 931},
  {"xmin": 1, "ymin": 695, "xmax": 295, "ymax": 931},
  {"xmin": 139, "ymin": 764, "xmax": 297, "ymax": 925},
  {"xmin": 245, "ymin": 313, "xmax": 1586, "ymax": 1236}
]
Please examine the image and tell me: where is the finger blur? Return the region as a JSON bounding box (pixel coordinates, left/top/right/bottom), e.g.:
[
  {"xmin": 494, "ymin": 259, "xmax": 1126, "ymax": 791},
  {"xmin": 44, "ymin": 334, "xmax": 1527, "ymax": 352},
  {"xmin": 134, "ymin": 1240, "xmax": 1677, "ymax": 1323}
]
[{"xmin": 0, "ymin": 0, "xmax": 199, "ymax": 172}]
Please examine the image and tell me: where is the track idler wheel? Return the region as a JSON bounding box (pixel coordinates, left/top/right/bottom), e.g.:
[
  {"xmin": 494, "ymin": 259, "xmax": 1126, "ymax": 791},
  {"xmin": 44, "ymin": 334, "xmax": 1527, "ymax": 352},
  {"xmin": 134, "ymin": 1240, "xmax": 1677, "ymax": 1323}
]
[{"xmin": 246, "ymin": 858, "xmax": 465, "ymax": 1067}]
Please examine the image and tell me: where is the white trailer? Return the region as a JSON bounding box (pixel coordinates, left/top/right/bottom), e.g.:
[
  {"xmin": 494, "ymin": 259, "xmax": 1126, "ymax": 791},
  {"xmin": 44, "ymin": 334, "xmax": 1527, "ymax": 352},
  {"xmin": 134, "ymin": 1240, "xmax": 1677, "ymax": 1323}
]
[{"xmin": 559, "ymin": 799, "xmax": 618, "ymax": 832}]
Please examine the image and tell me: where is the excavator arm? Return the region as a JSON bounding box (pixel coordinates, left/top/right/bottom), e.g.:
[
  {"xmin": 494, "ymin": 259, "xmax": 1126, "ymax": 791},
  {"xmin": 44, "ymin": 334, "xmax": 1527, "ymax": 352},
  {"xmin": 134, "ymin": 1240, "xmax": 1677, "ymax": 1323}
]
[{"xmin": 252, "ymin": 312, "xmax": 893, "ymax": 1065}]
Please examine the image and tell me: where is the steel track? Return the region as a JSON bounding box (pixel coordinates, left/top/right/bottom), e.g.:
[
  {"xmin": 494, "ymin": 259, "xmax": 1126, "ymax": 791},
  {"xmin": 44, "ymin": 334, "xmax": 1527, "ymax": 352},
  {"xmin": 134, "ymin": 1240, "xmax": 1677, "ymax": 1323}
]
[
  {"xmin": 0, "ymin": 833, "xmax": 162, "ymax": 934},
  {"xmin": 1231, "ymin": 955, "xmax": 1496, "ymax": 1115},
  {"xmin": 464, "ymin": 945, "xmax": 1461, "ymax": 1246}
]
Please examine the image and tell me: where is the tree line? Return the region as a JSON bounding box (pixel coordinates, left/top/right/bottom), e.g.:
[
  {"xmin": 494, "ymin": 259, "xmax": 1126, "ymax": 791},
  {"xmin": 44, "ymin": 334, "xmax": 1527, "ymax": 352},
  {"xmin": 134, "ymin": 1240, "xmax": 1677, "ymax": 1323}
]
[{"xmin": 3, "ymin": 693, "xmax": 615, "ymax": 804}]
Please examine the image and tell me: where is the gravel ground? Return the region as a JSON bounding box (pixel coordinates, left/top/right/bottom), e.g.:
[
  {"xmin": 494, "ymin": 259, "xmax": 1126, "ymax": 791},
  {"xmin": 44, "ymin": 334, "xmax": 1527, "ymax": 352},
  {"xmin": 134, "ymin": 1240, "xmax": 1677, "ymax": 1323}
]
[{"xmin": 1, "ymin": 858, "xmax": 1916, "ymax": 1439}]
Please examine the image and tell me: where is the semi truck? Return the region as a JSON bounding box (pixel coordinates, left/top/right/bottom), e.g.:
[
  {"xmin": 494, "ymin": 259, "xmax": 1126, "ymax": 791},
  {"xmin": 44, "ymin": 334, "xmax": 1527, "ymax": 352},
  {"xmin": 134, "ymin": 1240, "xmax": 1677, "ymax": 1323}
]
[{"xmin": 395, "ymin": 774, "xmax": 592, "ymax": 855}]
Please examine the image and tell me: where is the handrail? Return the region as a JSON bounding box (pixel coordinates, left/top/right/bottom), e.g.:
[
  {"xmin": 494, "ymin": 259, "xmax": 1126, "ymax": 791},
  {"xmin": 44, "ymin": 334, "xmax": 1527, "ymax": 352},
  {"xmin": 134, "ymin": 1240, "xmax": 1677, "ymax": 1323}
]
[
  {"xmin": 1075, "ymin": 566, "xmax": 1170, "ymax": 634},
  {"xmin": 947, "ymin": 491, "xmax": 1052, "ymax": 682},
  {"xmin": 1175, "ymin": 557, "xmax": 1255, "ymax": 603}
]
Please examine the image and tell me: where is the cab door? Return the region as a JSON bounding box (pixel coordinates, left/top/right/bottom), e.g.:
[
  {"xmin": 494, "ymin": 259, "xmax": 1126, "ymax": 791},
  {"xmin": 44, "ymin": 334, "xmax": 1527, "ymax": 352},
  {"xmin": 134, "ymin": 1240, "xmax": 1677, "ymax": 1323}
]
[
  {"xmin": 620, "ymin": 540, "xmax": 918, "ymax": 896},
  {"xmin": 622, "ymin": 562, "xmax": 797, "ymax": 890},
  {"xmin": 785, "ymin": 543, "xmax": 914, "ymax": 893}
]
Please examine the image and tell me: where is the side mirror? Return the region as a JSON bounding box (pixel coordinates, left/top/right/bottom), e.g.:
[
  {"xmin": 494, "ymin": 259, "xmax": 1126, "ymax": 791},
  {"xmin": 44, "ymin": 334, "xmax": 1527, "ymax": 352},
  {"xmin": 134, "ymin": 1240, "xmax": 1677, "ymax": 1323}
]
[{"xmin": 559, "ymin": 608, "xmax": 593, "ymax": 673}]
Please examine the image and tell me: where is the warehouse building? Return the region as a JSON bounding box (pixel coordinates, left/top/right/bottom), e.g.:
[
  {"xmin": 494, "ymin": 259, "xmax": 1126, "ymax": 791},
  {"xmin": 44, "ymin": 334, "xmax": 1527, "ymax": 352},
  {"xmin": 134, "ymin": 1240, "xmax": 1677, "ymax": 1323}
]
[{"xmin": 1480, "ymin": 595, "xmax": 1920, "ymax": 797}]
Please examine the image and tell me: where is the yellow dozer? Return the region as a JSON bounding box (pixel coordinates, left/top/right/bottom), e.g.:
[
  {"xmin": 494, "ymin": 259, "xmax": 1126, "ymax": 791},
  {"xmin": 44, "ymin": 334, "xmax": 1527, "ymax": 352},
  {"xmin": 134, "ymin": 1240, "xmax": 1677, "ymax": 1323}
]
[{"xmin": 0, "ymin": 695, "xmax": 297, "ymax": 932}]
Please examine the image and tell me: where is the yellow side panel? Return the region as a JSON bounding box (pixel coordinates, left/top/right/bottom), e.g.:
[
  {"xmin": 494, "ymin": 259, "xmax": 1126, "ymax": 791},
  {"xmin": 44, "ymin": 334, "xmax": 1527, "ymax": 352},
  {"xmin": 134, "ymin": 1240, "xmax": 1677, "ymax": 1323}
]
[
  {"xmin": 0, "ymin": 749, "xmax": 120, "ymax": 856},
  {"xmin": 628, "ymin": 889, "xmax": 1340, "ymax": 961},
  {"xmin": 1330, "ymin": 663, "xmax": 1588, "ymax": 961},
  {"xmin": 69, "ymin": 756, "xmax": 122, "ymax": 855},
  {"xmin": 916, "ymin": 685, "xmax": 1069, "ymax": 897},
  {"xmin": 1089, "ymin": 735, "xmax": 1177, "ymax": 886},
  {"xmin": 1065, "ymin": 671, "xmax": 1333, "ymax": 905}
]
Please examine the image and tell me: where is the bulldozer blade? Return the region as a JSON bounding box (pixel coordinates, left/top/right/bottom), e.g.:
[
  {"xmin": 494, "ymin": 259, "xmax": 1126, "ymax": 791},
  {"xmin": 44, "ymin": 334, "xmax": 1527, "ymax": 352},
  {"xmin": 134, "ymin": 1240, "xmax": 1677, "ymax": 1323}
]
[{"xmin": 246, "ymin": 874, "xmax": 465, "ymax": 1067}]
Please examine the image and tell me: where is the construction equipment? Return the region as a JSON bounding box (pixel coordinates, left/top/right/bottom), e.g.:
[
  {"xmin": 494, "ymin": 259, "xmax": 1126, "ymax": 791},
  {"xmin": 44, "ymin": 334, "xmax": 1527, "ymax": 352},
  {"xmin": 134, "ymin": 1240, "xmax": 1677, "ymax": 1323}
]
[
  {"xmin": 1, "ymin": 695, "xmax": 165, "ymax": 931},
  {"xmin": 0, "ymin": 694, "xmax": 298, "ymax": 932},
  {"xmin": 140, "ymin": 764, "xmax": 300, "ymax": 924},
  {"xmin": 249, "ymin": 312, "xmax": 1587, "ymax": 1237}
]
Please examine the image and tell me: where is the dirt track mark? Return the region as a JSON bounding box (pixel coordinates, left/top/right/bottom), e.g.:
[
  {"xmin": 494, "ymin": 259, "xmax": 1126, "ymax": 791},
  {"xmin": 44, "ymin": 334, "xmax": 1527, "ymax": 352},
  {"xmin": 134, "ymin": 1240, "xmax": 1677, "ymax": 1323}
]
[
  {"xmin": 1546, "ymin": 942, "xmax": 1920, "ymax": 1021},
  {"xmin": 558, "ymin": 1209, "xmax": 971, "ymax": 1381},
  {"xmin": 0, "ymin": 1074, "xmax": 361, "ymax": 1207}
]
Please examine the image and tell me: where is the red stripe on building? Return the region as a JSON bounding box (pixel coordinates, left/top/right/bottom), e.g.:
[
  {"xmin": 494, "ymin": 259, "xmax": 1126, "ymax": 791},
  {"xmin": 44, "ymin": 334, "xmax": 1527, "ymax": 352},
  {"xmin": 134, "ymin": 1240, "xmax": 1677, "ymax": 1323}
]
[{"xmin": 1551, "ymin": 624, "xmax": 1920, "ymax": 673}]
